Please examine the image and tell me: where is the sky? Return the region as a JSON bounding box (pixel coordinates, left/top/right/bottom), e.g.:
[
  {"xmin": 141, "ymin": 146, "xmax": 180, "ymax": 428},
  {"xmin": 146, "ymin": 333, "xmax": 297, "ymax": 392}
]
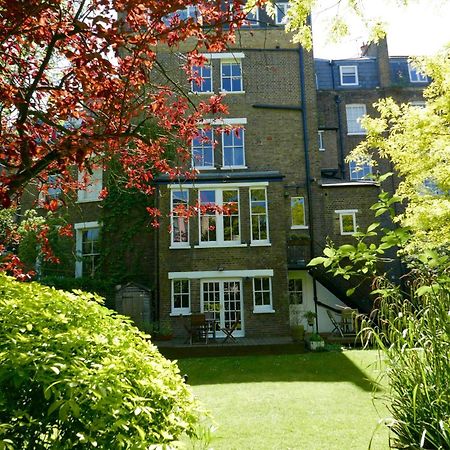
[{"xmin": 312, "ymin": 0, "xmax": 450, "ymax": 59}]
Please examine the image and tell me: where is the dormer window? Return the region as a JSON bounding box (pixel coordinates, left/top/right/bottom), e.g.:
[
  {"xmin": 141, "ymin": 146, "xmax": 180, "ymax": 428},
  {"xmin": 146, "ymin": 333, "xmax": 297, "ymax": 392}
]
[
  {"xmin": 275, "ymin": 2, "xmax": 289, "ymax": 25},
  {"xmin": 408, "ymin": 62, "xmax": 428, "ymax": 83},
  {"xmin": 340, "ymin": 65, "xmax": 358, "ymax": 86}
]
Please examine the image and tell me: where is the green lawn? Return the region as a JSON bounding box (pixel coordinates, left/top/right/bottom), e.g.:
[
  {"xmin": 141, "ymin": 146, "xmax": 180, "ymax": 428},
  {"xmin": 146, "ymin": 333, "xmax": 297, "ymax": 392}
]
[{"xmin": 178, "ymin": 350, "xmax": 389, "ymax": 450}]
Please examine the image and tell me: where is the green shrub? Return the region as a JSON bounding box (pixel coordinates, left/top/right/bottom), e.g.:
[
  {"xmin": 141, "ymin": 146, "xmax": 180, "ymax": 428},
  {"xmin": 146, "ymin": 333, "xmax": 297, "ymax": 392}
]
[{"xmin": 0, "ymin": 274, "xmax": 201, "ymax": 448}]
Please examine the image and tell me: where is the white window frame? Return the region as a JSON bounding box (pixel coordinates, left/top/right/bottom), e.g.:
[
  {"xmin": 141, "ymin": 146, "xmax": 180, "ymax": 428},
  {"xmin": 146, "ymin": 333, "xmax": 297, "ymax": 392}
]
[
  {"xmin": 191, "ymin": 62, "xmax": 213, "ymax": 94},
  {"xmin": 38, "ymin": 174, "xmax": 62, "ymax": 204},
  {"xmin": 339, "ymin": 65, "xmax": 359, "ymax": 86},
  {"xmin": 221, "ymin": 126, "xmax": 246, "ymax": 168},
  {"xmin": 291, "ymin": 196, "xmax": 307, "ymax": 229},
  {"xmin": 349, "ymin": 160, "xmax": 373, "ymax": 181},
  {"xmin": 77, "ymin": 167, "xmax": 103, "ymax": 203},
  {"xmin": 198, "ymin": 188, "xmax": 242, "ymax": 247},
  {"xmin": 335, "ymin": 210, "xmax": 358, "ymax": 235},
  {"xmin": 275, "ymin": 2, "xmax": 289, "ymax": 25},
  {"xmin": 171, "ymin": 279, "xmax": 191, "ymax": 315},
  {"xmin": 74, "ymin": 221, "xmax": 100, "ymax": 278},
  {"xmin": 410, "ymin": 101, "xmax": 426, "ymax": 108},
  {"xmin": 220, "ymin": 59, "xmax": 244, "ymax": 94},
  {"xmin": 408, "ymin": 62, "xmax": 428, "ymax": 83},
  {"xmin": 245, "ymin": 5, "xmax": 259, "ymax": 26},
  {"xmin": 345, "ymin": 104, "xmax": 367, "ymax": 135},
  {"xmin": 249, "ymin": 187, "xmax": 270, "ymax": 245},
  {"xmin": 288, "ymin": 278, "xmax": 303, "ymax": 305},
  {"xmin": 170, "ymin": 189, "xmax": 190, "ymax": 248},
  {"xmin": 252, "ymin": 277, "xmax": 274, "ymax": 313},
  {"xmin": 318, "ymin": 130, "xmax": 325, "ymax": 151},
  {"xmin": 191, "ymin": 128, "xmax": 214, "ymax": 170}
]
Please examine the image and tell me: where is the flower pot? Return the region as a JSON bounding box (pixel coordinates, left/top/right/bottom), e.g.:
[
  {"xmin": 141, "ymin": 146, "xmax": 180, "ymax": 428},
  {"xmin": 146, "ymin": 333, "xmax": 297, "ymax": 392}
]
[{"xmin": 308, "ymin": 340, "xmax": 325, "ymax": 351}]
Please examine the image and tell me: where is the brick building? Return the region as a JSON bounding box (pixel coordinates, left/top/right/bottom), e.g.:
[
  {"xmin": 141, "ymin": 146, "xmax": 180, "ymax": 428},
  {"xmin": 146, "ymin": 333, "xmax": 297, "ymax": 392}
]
[{"xmin": 21, "ymin": 8, "xmax": 430, "ymax": 338}]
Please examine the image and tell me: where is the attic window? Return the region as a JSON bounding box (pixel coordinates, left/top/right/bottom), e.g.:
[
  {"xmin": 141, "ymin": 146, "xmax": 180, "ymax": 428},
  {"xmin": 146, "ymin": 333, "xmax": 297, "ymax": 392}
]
[{"xmin": 340, "ymin": 65, "xmax": 359, "ymax": 86}]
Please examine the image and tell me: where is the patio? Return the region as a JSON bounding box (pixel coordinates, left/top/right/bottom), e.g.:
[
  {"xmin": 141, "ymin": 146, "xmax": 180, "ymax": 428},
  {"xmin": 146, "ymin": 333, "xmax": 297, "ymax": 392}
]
[{"xmin": 155, "ymin": 336, "xmax": 305, "ymax": 359}]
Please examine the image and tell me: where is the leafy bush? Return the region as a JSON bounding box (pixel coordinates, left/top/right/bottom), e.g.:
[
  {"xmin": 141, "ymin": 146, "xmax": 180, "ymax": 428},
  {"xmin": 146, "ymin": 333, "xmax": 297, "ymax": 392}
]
[{"xmin": 0, "ymin": 274, "xmax": 200, "ymax": 448}]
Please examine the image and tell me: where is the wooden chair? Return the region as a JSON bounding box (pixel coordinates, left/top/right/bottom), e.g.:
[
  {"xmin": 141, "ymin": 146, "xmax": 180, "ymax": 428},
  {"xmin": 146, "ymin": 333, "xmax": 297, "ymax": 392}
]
[
  {"xmin": 185, "ymin": 313, "xmax": 207, "ymax": 344},
  {"xmin": 221, "ymin": 316, "xmax": 240, "ymax": 344},
  {"xmin": 326, "ymin": 309, "xmax": 345, "ymax": 337}
]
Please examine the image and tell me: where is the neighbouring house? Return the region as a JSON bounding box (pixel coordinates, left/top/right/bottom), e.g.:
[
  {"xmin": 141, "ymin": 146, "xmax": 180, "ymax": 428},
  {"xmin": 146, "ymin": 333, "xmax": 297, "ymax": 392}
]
[{"xmin": 19, "ymin": 5, "xmax": 430, "ymax": 338}]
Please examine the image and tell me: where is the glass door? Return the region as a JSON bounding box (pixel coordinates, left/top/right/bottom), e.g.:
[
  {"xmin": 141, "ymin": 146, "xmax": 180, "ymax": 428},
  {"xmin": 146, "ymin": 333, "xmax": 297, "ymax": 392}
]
[{"xmin": 201, "ymin": 279, "xmax": 244, "ymax": 337}]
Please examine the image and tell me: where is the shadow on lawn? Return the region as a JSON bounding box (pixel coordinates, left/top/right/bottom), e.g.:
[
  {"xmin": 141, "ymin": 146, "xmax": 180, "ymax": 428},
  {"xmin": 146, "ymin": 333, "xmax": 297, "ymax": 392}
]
[{"xmin": 178, "ymin": 351, "xmax": 381, "ymax": 392}]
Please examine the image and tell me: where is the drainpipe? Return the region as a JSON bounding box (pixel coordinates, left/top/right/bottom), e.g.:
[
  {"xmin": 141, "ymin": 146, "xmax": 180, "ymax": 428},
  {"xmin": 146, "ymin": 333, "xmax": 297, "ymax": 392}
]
[
  {"xmin": 154, "ymin": 185, "xmax": 160, "ymax": 323},
  {"xmin": 335, "ymin": 95, "xmax": 346, "ymax": 179},
  {"xmin": 298, "ymin": 44, "xmax": 319, "ymax": 332},
  {"xmin": 330, "ymin": 59, "xmax": 336, "ymax": 90}
]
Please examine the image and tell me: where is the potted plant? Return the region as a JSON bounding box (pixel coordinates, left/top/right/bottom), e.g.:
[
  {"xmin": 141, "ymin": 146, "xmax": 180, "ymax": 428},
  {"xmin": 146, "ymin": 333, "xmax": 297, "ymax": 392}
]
[
  {"xmin": 303, "ymin": 311, "xmax": 317, "ymax": 328},
  {"xmin": 307, "ymin": 333, "xmax": 325, "ymax": 351},
  {"xmin": 142, "ymin": 321, "xmax": 173, "ymax": 341}
]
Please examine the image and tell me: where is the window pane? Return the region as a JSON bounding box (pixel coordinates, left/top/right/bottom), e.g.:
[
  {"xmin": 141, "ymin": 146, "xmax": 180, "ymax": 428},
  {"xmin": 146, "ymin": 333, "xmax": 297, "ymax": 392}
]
[
  {"xmin": 192, "ymin": 129, "xmax": 214, "ymax": 167},
  {"xmin": 231, "ymin": 63, "xmax": 241, "ymax": 76},
  {"xmin": 222, "ymin": 64, "xmax": 231, "ymax": 76},
  {"xmin": 291, "ymin": 197, "xmax": 305, "ymax": 227},
  {"xmin": 251, "ymin": 189, "xmax": 265, "ymax": 202},
  {"xmin": 342, "ymin": 214, "xmax": 355, "ymax": 233}
]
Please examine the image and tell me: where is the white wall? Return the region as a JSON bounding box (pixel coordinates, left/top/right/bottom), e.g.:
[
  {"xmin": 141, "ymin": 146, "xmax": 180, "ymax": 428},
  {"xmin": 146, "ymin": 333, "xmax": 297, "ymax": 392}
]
[{"xmin": 289, "ymin": 270, "xmax": 347, "ymax": 333}]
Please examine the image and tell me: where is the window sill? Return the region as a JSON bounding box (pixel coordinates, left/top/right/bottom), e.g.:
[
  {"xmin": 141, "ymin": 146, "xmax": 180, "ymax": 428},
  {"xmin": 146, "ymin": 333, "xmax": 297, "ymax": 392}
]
[
  {"xmin": 340, "ymin": 83, "xmax": 359, "ymax": 87},
  {"xmin": 221, "ymin": 166, "xmax": 248, "ymax": 170},
  {"xmin": 76, "ymin": 198, "xmax": 102, "ymax": 204},
  {"xmin": 219, "ymin": 90, "xmax": 246, "ymax": 94},
  {"xmin": 169, "ymin": 245, "xmax": 191, "ymax": 250},
  {"xmin": 347, "ymin": 132, "xmax": 367, "ymax": 136},
  {"xmin": 319, "ymin": 148, "xmax": 326, "ymax": 152},
  {"xmin": 170, "ymin": 312, "xmax": 191, "ymax": 317},
  {"xmin": 250, "ymin": 242, "xmax": 271, "ymax": 247},
  {"xmin": 194, "ymin": 243, "xmax": 247, "ymax": 249},
  {"xmin": 192, "ymin": 167, "xmax": 217, "ymax": 171},
  {"xmin": 189, "ymin": 91, "xmax": 214, "ymax": 95},
  {"xmin": 291, "ymin": 226, "xmax": 309, "ymax": 230},
  {"xmin": 253, "ymin": 309, "xmax": 275, "ymax": 314},
  {"xmin": 340, "ymin": 232, "xmax": 356, "ymax": 236}
]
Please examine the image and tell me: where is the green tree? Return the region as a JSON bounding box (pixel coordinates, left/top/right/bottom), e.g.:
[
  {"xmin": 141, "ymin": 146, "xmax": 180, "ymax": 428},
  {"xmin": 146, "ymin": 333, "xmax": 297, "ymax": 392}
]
[{"xmin": 309, "ymin": 50, "xmax": 450, "ymax": 449}]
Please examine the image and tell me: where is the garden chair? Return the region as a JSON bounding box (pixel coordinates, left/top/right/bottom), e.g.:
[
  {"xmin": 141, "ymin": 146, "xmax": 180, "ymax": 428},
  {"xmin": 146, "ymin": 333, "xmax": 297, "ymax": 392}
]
[
  {"xmin": 221, "ymin": 316, "xmax": 240, "ymax": 344},
  {"xmin": 326, "ymin": 309, "xmax": 345, "ymax": 337},
  {"xmin": 184, "ymin": 313, "xmax": 208, "ymax": 344}
]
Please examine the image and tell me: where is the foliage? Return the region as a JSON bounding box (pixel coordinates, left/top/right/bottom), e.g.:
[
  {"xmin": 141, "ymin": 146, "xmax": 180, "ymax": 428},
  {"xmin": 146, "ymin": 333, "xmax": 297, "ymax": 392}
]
[
  {"xmin": 0, "ymin": 273, "xmax": 201, "ymax": 448},
  {"xmin": 303, "ymin": 310, "xmax": 317, "ymax": 321},
  {"xmin": 363, "ymin": 265, "xmax": 450, "ymax": 449},
  {"xmin": 309, "ymin": 48, "xmax": 450, "ymax": 447},
  {"xmin": 39, "ymin": 275, "xmax": 118, "ymax": 309},
  {"xmin": 98, "ymin": 159, "xmax": 156, "ymax": 283},
  {"xmin": 307, "ymin": 332, "xmax": 323, "ymax": 342},
  {"xmin": 0, "ymin": 0, "xmax": 247, "ymax": 208},
  {"xmin": 352, "ymin": 48, "xmax": 450, "ymax": 254},
  {"xmin": 142, "ymin": 320, "xmax": 174, "ymax": 338},
  {"xmin": 17, "ymin": 210, "xmax": 73, "ymax": 277}
]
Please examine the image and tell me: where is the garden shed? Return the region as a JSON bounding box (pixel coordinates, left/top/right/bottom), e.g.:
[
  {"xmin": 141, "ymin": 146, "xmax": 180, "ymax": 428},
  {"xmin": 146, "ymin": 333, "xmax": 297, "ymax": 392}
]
[{"xmin": 115, "ymin": 283, "xmax": 153, "ymax": 328}]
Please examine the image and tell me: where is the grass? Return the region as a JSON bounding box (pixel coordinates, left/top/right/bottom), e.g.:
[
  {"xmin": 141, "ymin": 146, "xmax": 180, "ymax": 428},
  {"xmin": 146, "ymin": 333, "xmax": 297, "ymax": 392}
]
[{"xmin": 178, "ymin": 350, "xmax": 389, "ymax": 450}]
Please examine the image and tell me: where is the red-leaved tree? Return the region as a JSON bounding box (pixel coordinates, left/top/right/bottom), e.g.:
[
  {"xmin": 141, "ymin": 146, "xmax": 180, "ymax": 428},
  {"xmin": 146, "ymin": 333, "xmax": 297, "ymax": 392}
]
[
  {"xmin": 0, "ymin": 0, "xmax": 255, "ymax": 206},
  {"xmin": 0, "ymin": 0, "xmax": 260, "ymax": 274}
]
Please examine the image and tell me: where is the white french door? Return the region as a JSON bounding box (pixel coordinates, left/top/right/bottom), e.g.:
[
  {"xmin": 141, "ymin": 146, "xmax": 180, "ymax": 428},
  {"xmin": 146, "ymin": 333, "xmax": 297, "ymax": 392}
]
[{"xmin": 201, "ymin": 279, "xmax": 244, "ymax": 337}]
